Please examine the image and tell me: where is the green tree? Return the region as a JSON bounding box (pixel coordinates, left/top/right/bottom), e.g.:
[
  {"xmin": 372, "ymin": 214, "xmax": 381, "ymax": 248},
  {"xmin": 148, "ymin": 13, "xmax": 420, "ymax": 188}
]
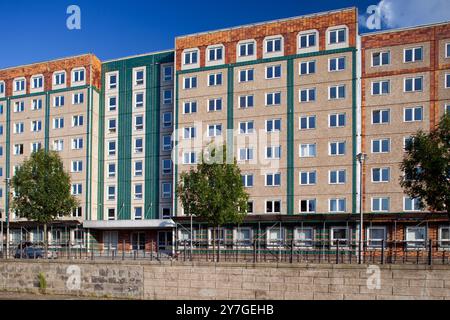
[
  {"xmin": 177, "ymin": 145, "xmax": 249, "ymax": 261},
  {"xmin": 11, "ymin": 150, "xmax": 79, "ymax": 249},
  {"xmin": 400, "ymin": 114, "xmax": 450, "ymax": 216}
]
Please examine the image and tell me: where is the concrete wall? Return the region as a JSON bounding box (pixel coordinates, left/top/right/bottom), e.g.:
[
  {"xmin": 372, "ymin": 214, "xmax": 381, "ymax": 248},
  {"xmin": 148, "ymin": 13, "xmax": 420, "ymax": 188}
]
[{"xmin": 1, "ymin": 260, "xmax": 450, "ymax": 300}]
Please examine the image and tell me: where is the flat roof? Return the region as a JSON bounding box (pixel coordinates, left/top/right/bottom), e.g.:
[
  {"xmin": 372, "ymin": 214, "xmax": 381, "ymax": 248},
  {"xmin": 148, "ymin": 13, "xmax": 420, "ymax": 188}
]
[
  {"xmin": 361, "ymin": 20, "xmax": 450, "ymax": 37},
  {"xmin": 176, "ymin": 7, "xmax": 357, "ymax": 40},
  {"xmin": 102, "ymin": 49, "xmax": 174, "ymax": 64},
  {"xmin": 0, "ymin": 53, "xmax": 94, "ymax": 72}
]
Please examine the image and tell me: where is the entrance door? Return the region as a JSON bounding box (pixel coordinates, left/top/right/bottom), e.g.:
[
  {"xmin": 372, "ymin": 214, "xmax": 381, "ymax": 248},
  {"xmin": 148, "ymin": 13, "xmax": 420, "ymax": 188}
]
[
  {"xmin": 103, "ymin": 231, "xmax": 118, "ymax": 251},
  {"xmin": 131, "ymin": 232, "xmax": 145, "ymax": 251},
  {"xmin": 157, "ymin": 231, "xmax": 173, "ymax": 253}
]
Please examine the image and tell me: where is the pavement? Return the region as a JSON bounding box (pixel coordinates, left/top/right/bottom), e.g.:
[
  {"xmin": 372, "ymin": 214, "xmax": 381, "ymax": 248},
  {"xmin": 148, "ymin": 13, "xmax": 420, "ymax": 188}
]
[{"xmin": 0, "ymin": 291, "xmax": 112, "ymax": 300}]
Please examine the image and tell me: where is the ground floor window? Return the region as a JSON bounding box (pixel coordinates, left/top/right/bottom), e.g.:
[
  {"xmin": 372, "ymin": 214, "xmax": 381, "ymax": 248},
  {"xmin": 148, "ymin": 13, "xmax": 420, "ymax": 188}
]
[
  {"xmin": 73, "ymin": 229, "xmax": 84, "ymax": 245},
  {"xmin": 366, "ymin": 227, "xmax": 386, "ymax": 248},
  {"xmin": 131, "ymin": 232, "xmax": 145, "ymax": 251},
  {"xmin": 439, "ymin": 226, "xmax": 450, "ymax": 248},
  {"xmin": 208, "ymin": 228, "xmax": 225, "ymax": 246},
  {"xmin": 331, "ymin": 227, "xmax": 349, "ymax": 247},
  {"xmin": 234, "ymin": 227, "xmax": 253, "ymax": 246},
  {"xmin": 103, "ymin": 231, "xmax": 118, "ymax": 250},
  {"xmin": 266, "ymin": 227, "xmax": 285, "ymax": 247},
  {"xmin": 406, "ymin": 227, "xmax": 426, "ymax": 249},
  {"xmin": 294, "ymin": 227, "xmax": 314, "ymax": 247}
]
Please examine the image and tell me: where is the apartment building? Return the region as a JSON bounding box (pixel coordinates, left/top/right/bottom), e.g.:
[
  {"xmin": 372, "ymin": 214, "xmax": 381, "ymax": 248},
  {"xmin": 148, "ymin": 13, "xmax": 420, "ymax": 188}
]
[
  {"xmin": 0, "ymin": 54, "xmax": 101, "ymax": 246},
  {"xmin": 361, "ymin": 22, "xmax": 450, "ymax": 250},
  {"xmin": 83, "ymin": 51, "xmax": 176, "ymax": 253}
]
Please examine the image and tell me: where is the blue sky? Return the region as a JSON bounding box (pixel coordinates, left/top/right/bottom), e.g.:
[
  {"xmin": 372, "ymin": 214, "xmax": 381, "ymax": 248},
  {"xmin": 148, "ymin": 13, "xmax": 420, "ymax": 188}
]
[{"xmin": 1, "ymin": 0, "xmax": 449, "ymax": 68}]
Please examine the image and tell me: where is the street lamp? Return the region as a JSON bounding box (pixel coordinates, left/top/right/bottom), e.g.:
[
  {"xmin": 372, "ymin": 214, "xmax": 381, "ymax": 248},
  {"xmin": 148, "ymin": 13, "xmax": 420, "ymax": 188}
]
[{"xmin": 356, "ymin": 153, "xmax": 367, "ymax": 264}]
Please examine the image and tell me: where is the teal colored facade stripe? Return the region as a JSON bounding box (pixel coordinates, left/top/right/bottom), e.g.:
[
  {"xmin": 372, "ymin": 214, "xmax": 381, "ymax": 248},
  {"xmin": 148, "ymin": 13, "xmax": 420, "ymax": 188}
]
[
  {"xmin": 97, "ymin": 77, "xmax": 105, "ymax": 220},
  {"xmin": 286, "ymin": 59, "xmax": 294, "ymax": 216},
  {"xmin": 226, "ymin": 66, "xmax": 234, "ymax": 159},
  {"xmin": 5, "ymin": 99, "xmax": 10, "ymax": 224},
  {"xmin": 351, "ymin": 49, "xmax": 357, "ymax": 214},
  {"xmin": 174, "ymin": 73, "xmax": 179, "ymax": 217},
  {"xmin": 44, "ymin": 93, "xmax": 50, "ymax": 151},
  {"xmin": 85, "ymin": 89, "xmax": 91, "ymax": 220}
]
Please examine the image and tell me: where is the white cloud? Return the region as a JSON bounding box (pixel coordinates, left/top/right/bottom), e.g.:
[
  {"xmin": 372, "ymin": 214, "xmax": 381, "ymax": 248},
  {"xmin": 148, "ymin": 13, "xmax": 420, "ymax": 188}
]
[{"xmin": 360, "ymin": 0, "xmax": 450, "ymax": 30}]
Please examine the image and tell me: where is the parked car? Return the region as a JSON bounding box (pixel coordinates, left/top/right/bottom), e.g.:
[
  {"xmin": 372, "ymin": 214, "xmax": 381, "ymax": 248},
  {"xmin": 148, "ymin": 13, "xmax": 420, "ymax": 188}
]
[{"xmin": 14, "ymin": 242, "xmax": 58, "ymax": 259}]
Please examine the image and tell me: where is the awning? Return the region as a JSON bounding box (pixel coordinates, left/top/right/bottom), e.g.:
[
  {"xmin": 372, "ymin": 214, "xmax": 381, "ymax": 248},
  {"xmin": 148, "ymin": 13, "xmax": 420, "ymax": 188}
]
[{"xmin": 83, "ymin": 219, "xmax": 176, "ymax": 230}]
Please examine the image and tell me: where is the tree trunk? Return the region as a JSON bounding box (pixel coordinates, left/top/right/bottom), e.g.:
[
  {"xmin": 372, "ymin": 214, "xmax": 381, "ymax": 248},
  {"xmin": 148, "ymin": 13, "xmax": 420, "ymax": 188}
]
[
  {"xmin": 212, "ymin": 226, "xmax": 216, "ymax": 262},
  {"xmin": 44, "ymin": 223, "xmax": 48, "ymax": 257}
]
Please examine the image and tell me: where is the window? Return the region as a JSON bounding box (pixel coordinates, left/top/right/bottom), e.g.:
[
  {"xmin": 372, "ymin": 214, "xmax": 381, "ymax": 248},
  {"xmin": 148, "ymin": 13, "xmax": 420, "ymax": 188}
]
[
  {"xmin": 372, "ymin": 197, "xmax": 390, "ymax": 212},
  {"xmin": 404, "ymin": 136, "xmax": 415, "ymax": 150},
  {"xmin": 446, "ymin": 43, "xmax": 450, "ymax": 58},
  {"xmin": 372, "ymin": 167, "xmax": 390, "ymax": 182},
  {"xmin": 439, "ymin": 227, "xmax": 450, "ymax": 248},
  {"xmin": 108, "ymin": 74, "xmax": 117, "ymax": 90},
  {"xmin": 265, "ymin": 37, "xmax": 282, "ymax": 53},
  {"xmin": 329, "ymin": 199, "xmax": 346, "ymax": 213},
  {"xmin": 329, "ymin": 57, "xmax": 346, "ymax": 71},
  {"xmin": 208, "ymin": 73, "xmax": 222, "ymax": 86},
  {"xmin": 299, "ymin": 32, "xmax": 316, "ymax": 49},
  {"xmin": 404, "ymin": 197, "xmax": 421, "ymax": 211},
  {"xmin": 299, "ymin": 171, "xmax": 316, "ymax": 185},
  {"xmin": 299, "ymin": 61, "xmax": 316, "ymax": 75},
  {"xmin": 107, "ymin": 209, "xmax": 116, "ymax": 221},
  {"xmin": 404, "ymin": 76, "xmax": 423, "ymax": 92},
  {"xmin": 329, "ymin": 113, "xmax": 346, "ymax": 128},
  {"xmin": 163, "ymin": 66, "xmax": 173, "ymax": 81},
  {"xmin": 31, "ymin": 120, "xmax": 42, "ymax": 132},
  {"xmin": 329, "ymin": 141, "xmax": 346, "ymax": 156},
  {"xmin": 72, "ymin": 115, "xmax": 84, "ymax": 127},
  {"xmin": 406, "ymin": 227, "xmax": 426, "ymax": 249},
  {"xmin": 404, "ymin": 47, "xmax": 423, "ymax": 63},
  {"xmin": 404, "ymin": 106, "xmax": 423, "ymax": 122},
  {"xmin": 72, "ymin": 207, "xmax": 82, "ymax": 218},
  {"xmin": 183, "ymin": 101, "xmax": 197, "ymax": 114},
  {"xmin": 299, "ymin": 199, "xmax": 316, "ymax": 213},
  {"xmin": 372, "ymin": 80, "xmax": 390, "ymax": 95},
  {"xmin": 446, "ymin": 73, "xmax": 450, "ymax": 88},
  {"xmin": 183, "ymin": 152, "xmax": 197, "ymax": 164},
  {"xmin": 235, "ymin": 228, "xmax": 253, "ymax": 246},
  {"xmin": 241, "ymin": 174, "xmax": 254, "ymax": 188},
  {"xmin": 53, "ymin": 117, "xmax": 64, "ymax": 129},
  {"xmin": 266, "ymin": 119, "xmax": 281, "ymax": 132},
  {"xmin": 329, "ymin": 85, "xmax": 346, "ymax": 99},
  {"xmin": 299, "ymin": 115, "xmax": 316, "ymax": 130},
  {"xmin": 266, "ymin": 92, "xmax": 281, "ymax": 106},
  {"xmin": 31, "ymin": 76, "xmax": 43, "ymax": 89},
  {"xmin": 329, "ymin": 170, "xmax": 346, "ymax": 184},
  {"xmin": 183, "ymin": 76, "xmax": 197, "ymax": 89},
  {"xmin": 299, "ymin": 88, "xmax": 316, "ymax": 102},
  {"xmin": 183, "ymin": 126, "xmax": 196, "ymax": 139},
  {"xmin": 71, "ymin": 184, "xmax": 82, "ymax": 195},
  {"xmin": 14, "ymin": 101, "xmax": 24, "ymax": 113},
  {"xmin": 162, "ymin": 159, "xmax": 172, "ymax": 175},
  {"xmin": 208, "ymin": 98, "xmax": 222, "ymax": 112},
  {"xmin": 134, "ymin": 161, "xmax": 143, "ymax": 176},
  {"xmin": 162, "ymin": 183, "xmax": 172, "ymax": 199},
  {"xmin": 163, "ymin": 89, "xmax": 173, "ymax": 104},
  {"xmin": 238, "ymin": 148, "xmax": 254, "ymax": 161},
  {"xmin": 266, "ymin": 65, "xmax": 281, "ymax": 79},
  {"xmin": 239, "ymin": 69, "xmax": 254, "ymax": 82},
  {"xmin": 239, "ymin": 42, "xmax": 255, "ymax": 57},
  {"xmin": 108, "ymin": 163, "xmax": 116, "ymax": 177},
  {"xmin": 208, "ymin": 46, "xmax": 223, "ymax": 61},
  {"xmin": 299, "ymin": 144, "xmax": 316, "ymax": 158},
  {"xmin": 267, "ymin": 227, "xmax": 284, "ymax": 247},
  {"xmin": 266, "ymin": 200, "xmax": 281, "ymax": 214},
  {"xmin": 134, "ymin": 184, "xmax": 143, "ymax": 200},
  {"xmin": 13, "ymin": 144, "xmax": 24, "ymax": 155},
  {"xmin": 31, "ymin": 142, "xmax": 42, "ymax": 153},
  {"xmin": 135, "ymin": 69, "xmax": 144, "ymax": 86},
  {"xmin": 239, "ymin": 95, "xmax": 254, "ymax": 109},
  {"xmin": 135, "ymin": 92, "xmax": 144, "ymax": 108},
  {"xmin": 72, "ymin": 138, "xmax": 83, "ymax": 150},
  {"xmin": 108, "ymin": 140, "xmax": 116, "ymax": 156},
  {"xmin": 367, "ymin": 227, "xmax": 387, "ymax": 248},
  {"xmin": 14, "ymin": 78, "xmax": 25, "ymax": 92},
  {"xmin": 72, "ymin": 69, "xmax": 85, "ymax": 83},
  {"xmin": 134, "ymin": 207, "xmax": 143, "ymax": 220},
  {"xmin": 246, "ymin": 201, "xmax": 254, "ymax": 214},
  {"xmin": 53, "ymin": 140, "xmax": 64, "ymax": 152},
  {"xmin": 329, "ymin": 28, "xmax": 346, "ymax": 44},
  {"xmin": 446, "ymin": 104, "xmax": 450, "ymax": 115},
  {"xmin": 162, "ymin": 208, "xmax": 171, "ymax": 219},
  {"xmin": 134, "ymin": 115, "xmax": 144, "ymax": 131},
  {"xmin": 54, "ymin": 72, "xmax": 66, "ymax": 86},
  {"xmin": 71, "ymin": 160, "xmax": 83, "ymax": 173},
  {"xmin": 108, "ymin": 96, "xmax": 117, "ymax": 111},
  {"xmin": 0, "ymin": 125, "xmax": 2, "ymax": 135},
  {"xmin": 162, "ymin": 112, "xmax": 172, "ymax": 128},
  {"xmin": 0, "ymin": 82, "xmax": 4, "ymax": 95},
  {"xmin": 294, "ymin": 228, "xmax": 314, "ymax": 247},
  {"xmin": 162, "ymin": 135, "xmax": 172, "ymax": 151},
  {"xmin": 134, "ymin": 138, "xmax": 144, "ymax": 153},
  {"xmin": 266, "ymin": 145, "xmax": 281, "ymax": 159},
  {"xmin": 183, "ymin": 50, "xmax": 198, "ymax": 65},
  {"xmin": 239, "ymin": 121, "xmax": 254, "ymax": 134},
  {"xmin": 31, "ymin": 99, "xmax": 42, "ymax": 110},
  {"xmin": 108, "ymin": 118, "xmax": 117, "ymax": 132},
  {"xmin": 14, "ymin": 122, "xmax": 24, "ymax": 134},
  {"xmin": 372, "ymin": 51, "xmax": 390, "ymax": 66},
  {"xmin": 54, "ymin": 96, "xmax": 65, "ymax": 107},
  {"xmin": 372, "ymin": 109, "xmax": 390, "ymax": 124},
  {"xmin": 371, "ymin": 138, "xmax": 390, "ymax": 153},
  {"xmin": 207, "ymin": 124, "xmax": 222, "ymax": 137}
]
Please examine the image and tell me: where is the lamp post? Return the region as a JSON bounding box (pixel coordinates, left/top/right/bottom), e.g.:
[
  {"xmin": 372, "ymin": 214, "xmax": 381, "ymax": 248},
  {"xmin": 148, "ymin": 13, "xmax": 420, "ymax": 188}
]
[{"xmin": 356, "ymin": 153, "xmax": 367, "ymax": 264}]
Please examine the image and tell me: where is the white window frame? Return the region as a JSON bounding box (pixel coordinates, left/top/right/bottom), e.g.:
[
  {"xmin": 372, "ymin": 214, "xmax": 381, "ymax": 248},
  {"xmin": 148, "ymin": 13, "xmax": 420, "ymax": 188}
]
[
  {"xmin": 403, "ymin": 46, "xmax": 423, "ymax": 63},
  {"xmin": 371, "ymin": 167, "xmax": 390, "ymax": 183}
]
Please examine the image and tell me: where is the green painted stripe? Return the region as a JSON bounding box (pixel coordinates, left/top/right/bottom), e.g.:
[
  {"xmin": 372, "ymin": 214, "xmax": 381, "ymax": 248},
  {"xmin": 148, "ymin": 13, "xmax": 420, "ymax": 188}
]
[
  {"xmin": 85, "ymin": 89, "xmax": 91, "ymax": 220},
  {"xmin": 174, "ymin": 73, "xmax": 179, "ymax": 217},
  {"xmin": 352, "ymin": 49, "xmax": 357, "ymax": 214},
  {"xmin": 227, "ymin": 66, "xmax": 234, "ymax": 160},
  {"xmin": 5, "ymin": 98, "xmax": 10, "ymax": 224},
  {"xmin": 97, "ymin": 76, "xmax": 105, "ymax": 221},
  {"xmin": 286, "ymin": 59, "xmax": 294, "ymax": 216},
  {"xmin": 44, "ymin": 93, "xmax": 50, "ymax": 151}
]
